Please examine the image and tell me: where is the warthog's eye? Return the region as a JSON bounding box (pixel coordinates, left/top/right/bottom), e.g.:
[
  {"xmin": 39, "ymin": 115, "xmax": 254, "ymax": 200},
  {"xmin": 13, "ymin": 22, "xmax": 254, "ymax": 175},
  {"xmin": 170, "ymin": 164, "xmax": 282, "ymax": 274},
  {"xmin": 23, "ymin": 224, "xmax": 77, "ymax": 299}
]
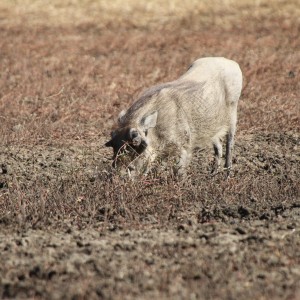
[{"xmin": 145, "ymin": 130, "xmax": 148, "ymax": 137}]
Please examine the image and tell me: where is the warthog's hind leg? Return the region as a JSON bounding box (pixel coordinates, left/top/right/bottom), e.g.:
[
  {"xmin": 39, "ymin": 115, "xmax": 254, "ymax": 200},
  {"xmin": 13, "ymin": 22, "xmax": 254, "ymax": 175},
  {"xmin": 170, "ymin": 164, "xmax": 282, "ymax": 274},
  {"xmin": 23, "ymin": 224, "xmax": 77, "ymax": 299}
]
[
  {"xmin": 212, "ymin": 138, "xmax": 223, "ymax": 174},
  {"xmin": 225, "ymin": 126, "xmax": 236, "ymax": 176}
]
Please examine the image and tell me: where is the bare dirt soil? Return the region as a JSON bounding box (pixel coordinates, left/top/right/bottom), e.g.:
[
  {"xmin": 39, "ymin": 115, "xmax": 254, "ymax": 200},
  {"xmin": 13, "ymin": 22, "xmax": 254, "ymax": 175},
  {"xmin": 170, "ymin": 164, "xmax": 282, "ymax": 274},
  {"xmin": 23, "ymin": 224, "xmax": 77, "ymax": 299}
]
[{"xmin": 0, "ymin": 1, "xmax": 299, "ymax": 299}]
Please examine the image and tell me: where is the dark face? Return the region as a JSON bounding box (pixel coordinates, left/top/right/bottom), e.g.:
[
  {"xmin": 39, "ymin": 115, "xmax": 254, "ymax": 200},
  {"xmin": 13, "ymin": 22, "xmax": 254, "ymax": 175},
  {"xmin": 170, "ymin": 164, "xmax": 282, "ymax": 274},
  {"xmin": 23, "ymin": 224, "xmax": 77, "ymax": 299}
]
[{"xmin": 105, "ymin": 127, "xmax": 147, "ymax": 168}]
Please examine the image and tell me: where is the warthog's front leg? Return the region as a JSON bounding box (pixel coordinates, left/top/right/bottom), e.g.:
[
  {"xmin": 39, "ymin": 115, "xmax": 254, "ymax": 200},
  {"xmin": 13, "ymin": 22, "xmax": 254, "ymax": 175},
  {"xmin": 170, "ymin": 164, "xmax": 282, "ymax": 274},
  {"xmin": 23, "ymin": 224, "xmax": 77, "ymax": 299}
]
[{"xmin": 177, "ymin": 147, "xmax": 192, "ymax": 177}]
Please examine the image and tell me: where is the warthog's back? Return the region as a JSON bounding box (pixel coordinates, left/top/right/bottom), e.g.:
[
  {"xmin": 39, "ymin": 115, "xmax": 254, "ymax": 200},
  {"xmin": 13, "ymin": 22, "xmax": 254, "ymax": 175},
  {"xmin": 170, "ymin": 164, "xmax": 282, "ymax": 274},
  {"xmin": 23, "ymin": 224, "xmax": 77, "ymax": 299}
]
[
  {"xmin": 180, "ymin": 57, "xmax": 243, "ymax": 105},
  {"xmin": 126, "ymin": 57, "xmax": 242, "ymax": 117}
]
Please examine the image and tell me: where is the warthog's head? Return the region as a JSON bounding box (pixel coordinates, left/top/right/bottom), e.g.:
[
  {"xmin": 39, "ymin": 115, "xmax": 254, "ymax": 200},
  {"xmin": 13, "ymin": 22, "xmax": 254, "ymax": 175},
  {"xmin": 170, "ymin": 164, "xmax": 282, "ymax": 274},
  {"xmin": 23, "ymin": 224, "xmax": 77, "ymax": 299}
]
[{"xmin": 105, "ymin": 110, "xmax": 158, "ymax": 168}]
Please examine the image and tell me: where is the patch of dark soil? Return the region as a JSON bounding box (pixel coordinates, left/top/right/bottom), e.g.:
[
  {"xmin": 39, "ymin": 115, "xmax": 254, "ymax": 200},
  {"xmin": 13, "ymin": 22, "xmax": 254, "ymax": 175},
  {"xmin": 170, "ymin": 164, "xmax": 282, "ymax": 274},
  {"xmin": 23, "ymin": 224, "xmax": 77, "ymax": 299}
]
[{"xmin": 0, "ymin": 223, "xmax": 299, "ymax": 300}]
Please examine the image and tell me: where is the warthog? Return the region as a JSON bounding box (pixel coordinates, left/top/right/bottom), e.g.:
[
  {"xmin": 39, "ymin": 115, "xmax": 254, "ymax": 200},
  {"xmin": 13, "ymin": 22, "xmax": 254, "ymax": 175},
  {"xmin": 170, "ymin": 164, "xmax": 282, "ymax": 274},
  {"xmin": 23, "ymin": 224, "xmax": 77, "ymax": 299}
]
[{"xmin": 105, "ymin": 57, "xmax": 243, "ymax": 177}]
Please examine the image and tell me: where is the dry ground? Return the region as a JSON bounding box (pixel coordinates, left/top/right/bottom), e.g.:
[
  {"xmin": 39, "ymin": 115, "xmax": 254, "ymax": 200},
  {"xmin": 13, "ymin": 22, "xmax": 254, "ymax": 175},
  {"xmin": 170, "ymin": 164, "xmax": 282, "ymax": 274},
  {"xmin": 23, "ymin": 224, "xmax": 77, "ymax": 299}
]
[{"xmin": 0, "ymin": 0, "xmax": 299, "ymax": 299}]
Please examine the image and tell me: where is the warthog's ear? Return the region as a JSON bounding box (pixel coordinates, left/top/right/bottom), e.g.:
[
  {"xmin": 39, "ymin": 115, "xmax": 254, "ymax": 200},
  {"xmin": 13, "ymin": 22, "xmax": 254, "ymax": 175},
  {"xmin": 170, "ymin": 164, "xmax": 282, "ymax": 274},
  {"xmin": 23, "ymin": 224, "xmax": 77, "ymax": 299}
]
[
  {"xmin": 129, "ymin": 129, "xmax": 142, "ymax": 146},
  {"xmin": 105, "ymin": 131, "xmax": 116, "ymax": 147},
  {"xmin": 140, "ymin": 111, "xmax": 158, "ymax": 130},
  {"xmin": 105, "ymin": 140, "xmax": 113, "ymax": 147},
  {"xmin": 118, "ymin": 110, "xmax": 127, "ymax": 125}
]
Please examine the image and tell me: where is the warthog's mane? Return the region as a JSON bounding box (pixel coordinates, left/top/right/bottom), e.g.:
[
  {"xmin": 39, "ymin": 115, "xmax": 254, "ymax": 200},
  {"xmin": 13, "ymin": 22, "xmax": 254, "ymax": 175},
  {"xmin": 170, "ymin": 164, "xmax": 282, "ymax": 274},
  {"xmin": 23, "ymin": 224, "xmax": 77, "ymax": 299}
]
[{"xmin": 122, "ymin": 80, "xmax": 206, "ymax": 125}]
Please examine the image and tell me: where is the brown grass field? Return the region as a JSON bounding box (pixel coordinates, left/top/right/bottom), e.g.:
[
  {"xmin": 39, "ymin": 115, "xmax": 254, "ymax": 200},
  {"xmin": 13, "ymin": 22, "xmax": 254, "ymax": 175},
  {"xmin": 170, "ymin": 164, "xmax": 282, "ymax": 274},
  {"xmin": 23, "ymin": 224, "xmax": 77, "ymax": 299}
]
[{"xmin": 0, "ymin": 0, "xmax": 299, "ymax": 299}]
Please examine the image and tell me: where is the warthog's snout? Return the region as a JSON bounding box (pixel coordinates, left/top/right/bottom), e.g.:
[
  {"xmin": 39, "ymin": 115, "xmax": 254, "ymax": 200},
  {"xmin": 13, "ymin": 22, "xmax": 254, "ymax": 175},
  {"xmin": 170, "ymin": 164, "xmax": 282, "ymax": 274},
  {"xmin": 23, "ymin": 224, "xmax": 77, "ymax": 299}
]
[{"xmin": 105, "ymin": 127, "xmax": 148, "ymax": 169}]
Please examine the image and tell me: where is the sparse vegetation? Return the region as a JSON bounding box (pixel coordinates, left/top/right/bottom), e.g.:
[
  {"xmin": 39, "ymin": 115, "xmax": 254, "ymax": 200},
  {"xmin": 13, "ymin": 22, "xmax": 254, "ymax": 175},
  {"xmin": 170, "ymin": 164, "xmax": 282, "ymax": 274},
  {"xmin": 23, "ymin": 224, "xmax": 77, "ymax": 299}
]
[{"xmin": 0, "ymin": 1, "xmax": 299, "ymax": 299}]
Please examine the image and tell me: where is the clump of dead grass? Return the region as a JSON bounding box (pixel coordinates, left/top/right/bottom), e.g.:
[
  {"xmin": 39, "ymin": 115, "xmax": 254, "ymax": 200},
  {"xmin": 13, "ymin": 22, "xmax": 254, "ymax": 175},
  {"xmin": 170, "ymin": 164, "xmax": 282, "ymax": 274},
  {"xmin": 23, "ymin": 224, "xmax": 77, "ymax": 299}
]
[{"xmin": 0, "ymin": 150, "xmax": 298, "ymax": 230}]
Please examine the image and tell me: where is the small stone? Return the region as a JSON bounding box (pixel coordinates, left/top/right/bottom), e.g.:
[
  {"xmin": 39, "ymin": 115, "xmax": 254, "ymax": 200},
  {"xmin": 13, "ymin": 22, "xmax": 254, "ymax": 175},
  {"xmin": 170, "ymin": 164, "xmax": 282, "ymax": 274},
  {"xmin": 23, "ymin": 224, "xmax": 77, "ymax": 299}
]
[
  {"xmin": 13, "ymin": 124, "xmax": 23, "ymax": 132},
  {"xmin": 0, "ymin": 164, "xmax": 8, "ymax": 174},
  {"xmin": 288, "ymin": 71, "xmax": 295, "ymax": 78},
  {"xmin": 145, "ymin": 257, "xmax": 155, "ymax": 265},
  {"xmin": 238, "ymin": 206, "xmax": 250, "ymax": 218},
  {"xmin": 235, "ymin": 227, "xmax": 247, "ymax": 235},
  {"xmin": 287, "ymin": 223, "xmax": 295, "ymax": 230}
]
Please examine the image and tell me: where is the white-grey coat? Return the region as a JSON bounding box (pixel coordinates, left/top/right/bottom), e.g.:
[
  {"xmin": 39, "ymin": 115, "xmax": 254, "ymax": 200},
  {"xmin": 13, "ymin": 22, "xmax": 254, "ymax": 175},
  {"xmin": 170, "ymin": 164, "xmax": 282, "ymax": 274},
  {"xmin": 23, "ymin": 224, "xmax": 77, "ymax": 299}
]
[{"xmin": 105, "ymin": 57, "xmax": 243, "ymax": 177}]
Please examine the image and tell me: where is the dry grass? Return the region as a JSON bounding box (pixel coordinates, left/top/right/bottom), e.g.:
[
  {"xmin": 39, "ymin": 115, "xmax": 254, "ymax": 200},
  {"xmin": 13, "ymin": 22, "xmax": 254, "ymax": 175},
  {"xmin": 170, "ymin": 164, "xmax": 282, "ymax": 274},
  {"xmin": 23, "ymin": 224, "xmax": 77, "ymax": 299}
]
[
  {"xmin": 0, "ymin": 0, "xmax": 300, "ymax": 227},
  {"xmin": 1, "ymin": 0, "xmax": 299, "ymax": 27}
]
